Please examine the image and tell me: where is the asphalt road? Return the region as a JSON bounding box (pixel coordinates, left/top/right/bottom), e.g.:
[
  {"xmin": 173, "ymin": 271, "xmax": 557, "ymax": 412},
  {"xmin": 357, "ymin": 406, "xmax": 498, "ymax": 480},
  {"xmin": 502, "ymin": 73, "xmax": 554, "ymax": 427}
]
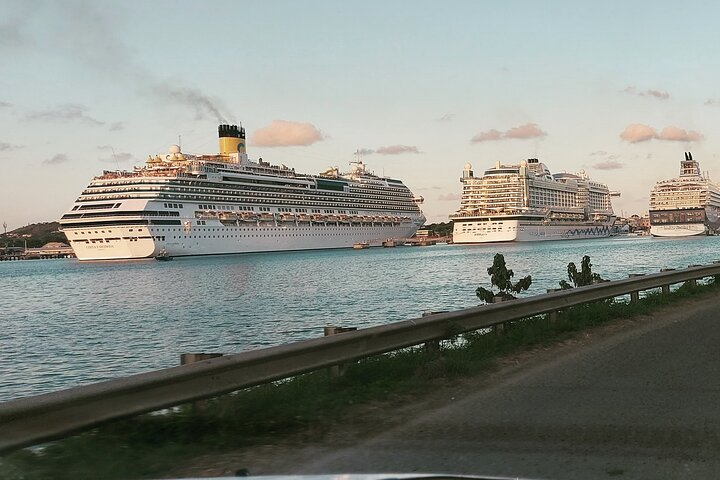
[{"xmin": 257, "ymin": 294, "xmax": 720, "ymax": 479}]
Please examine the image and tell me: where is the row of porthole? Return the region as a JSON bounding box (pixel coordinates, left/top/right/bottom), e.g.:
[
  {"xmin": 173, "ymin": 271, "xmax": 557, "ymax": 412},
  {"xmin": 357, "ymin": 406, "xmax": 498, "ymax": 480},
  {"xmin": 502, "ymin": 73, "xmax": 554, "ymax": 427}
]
[
  {"xmin": 154, "ymin": 226, "xmax": 399, "ymax": 233},
  {"xmin": 170, "ymin": 232, "xmax": 383, "ymax": 239}
]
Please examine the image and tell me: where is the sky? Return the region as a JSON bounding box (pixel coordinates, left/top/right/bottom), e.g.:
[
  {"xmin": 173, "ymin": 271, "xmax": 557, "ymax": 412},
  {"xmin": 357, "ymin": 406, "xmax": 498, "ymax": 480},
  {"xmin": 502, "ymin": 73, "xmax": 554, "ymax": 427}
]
[{"xmin": 2, "ymin": 0, "xmax": 720, "ymax": 230}]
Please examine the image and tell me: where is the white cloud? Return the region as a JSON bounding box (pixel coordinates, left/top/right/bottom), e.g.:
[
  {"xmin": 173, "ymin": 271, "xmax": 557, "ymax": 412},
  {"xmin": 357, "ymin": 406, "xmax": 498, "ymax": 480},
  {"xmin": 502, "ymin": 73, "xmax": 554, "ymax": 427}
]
[
  {"xmin": 26, "ymin": 104, "xmax": 104, "ymax": 126},
  {"xmin": 438, "ymin": 193, "xmax": 461, "ymax": 201},
  {"xmin": 623, "ymin": 86, "xmax": 670, "ymax": 100},
  {"xmin": 43, "ymin": 153, "xmax": 70, "ymax": 165}
]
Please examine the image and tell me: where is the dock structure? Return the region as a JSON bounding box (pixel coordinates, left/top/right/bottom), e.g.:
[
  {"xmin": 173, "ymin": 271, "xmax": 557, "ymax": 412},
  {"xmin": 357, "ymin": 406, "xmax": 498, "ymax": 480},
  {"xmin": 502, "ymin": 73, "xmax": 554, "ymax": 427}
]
[
  {"xmin": 404, "ymin": 235, "xmax": 450, "ymax": 246},
  {"xmin": 0, "ymin": 243, "xmax": 75, "ymax": 261}
]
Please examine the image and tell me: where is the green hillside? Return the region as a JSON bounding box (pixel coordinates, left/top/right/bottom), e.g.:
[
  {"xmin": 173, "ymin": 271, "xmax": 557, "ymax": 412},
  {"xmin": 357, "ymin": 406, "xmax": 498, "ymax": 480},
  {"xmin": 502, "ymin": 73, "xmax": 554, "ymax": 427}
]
[{"xmin": 1, "ymin": 222, "xmax": 67, "ymax": 248}]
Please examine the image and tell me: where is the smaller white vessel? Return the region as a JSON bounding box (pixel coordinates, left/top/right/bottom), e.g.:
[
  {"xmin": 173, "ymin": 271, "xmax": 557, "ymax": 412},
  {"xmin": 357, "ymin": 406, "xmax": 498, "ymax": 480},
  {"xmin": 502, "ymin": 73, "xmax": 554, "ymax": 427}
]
[{"xmin": 649, "ymin": 152, "xmax": 720, "ymax": 237}]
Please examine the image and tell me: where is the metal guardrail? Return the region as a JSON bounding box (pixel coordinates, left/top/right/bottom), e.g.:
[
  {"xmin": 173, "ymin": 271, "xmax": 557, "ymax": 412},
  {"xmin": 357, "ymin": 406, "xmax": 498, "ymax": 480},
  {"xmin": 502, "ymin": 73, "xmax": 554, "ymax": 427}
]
[{"xmin": 2, "ymin": 262, "xmax": 720, "ymax": 454}]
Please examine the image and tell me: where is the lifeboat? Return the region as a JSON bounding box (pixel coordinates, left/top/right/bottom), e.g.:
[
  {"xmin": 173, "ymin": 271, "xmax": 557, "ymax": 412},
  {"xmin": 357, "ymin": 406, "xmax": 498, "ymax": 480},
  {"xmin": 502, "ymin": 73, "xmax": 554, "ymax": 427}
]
[
  {"xmin": 259, "ymin": 213, "xmax": 275, "ymax": 222},
  {"xmin": 298, "ymin": 214, "xmax": 311, "ymax": 222},
  {"xmin": 219, "ymin": 212, "xmax": 239, "ymax": 221},
  {"xmin": 280, "ymin": 213, "xmax": 297, "ymax": 222},
  {"xmin": 240, "ymin": 212, "xmax": 258, "ymax": 222}
]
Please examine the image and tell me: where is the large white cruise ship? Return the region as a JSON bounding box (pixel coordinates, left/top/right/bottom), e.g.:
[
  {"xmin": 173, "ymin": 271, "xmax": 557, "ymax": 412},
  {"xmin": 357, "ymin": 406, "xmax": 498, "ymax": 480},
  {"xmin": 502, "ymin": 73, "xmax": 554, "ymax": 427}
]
[
  {"xmin": 450, "ymin": 158, "xmax": 617, "ymax": 243},
  {"xmin": 648, "ymin": 152, "xmax": 720, "ymax": 237},
  {"xmin": 59, "ymin": 124, "xmax": 425, "ymax": 260}
]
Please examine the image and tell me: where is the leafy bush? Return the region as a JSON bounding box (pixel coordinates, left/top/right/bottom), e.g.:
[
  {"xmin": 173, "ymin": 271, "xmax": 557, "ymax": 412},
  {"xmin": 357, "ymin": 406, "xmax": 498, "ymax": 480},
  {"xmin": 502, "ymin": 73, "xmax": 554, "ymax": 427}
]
[
  {"xmin": 476, "ymin": 253, "xmax": 532, "ymax": 303},
  {"xmin": 559, "ymin": 255, "xmax": 603, "ymax": 289}
]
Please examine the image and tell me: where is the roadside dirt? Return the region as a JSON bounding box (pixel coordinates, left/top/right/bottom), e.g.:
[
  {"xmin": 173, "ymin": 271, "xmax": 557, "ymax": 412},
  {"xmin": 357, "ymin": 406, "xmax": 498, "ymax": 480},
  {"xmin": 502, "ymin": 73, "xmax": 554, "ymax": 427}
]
[{"xmin": 166, "ymin": 294, "xmax": 715, "ymax": 478}]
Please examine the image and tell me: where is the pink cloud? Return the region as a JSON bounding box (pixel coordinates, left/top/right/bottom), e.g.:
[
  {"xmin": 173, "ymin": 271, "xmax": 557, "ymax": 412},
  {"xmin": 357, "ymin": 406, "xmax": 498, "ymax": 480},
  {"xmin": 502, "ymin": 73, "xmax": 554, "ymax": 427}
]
[
  {"xmin": 375, "ymin": 145, "xmax": 421, "ymax": 155},
  {"xmin": 620, "ymin": 124, "xmax": 704, "ymax": 143},
  {"xmin": 470, "ymin": 123, "xmax": 546, "ymax": 143},
  {"xmin": 620, "ymin": 124, "xmax": 657, "ymax": 143},
  {"xmin": 471, "ymin": 129, "xmax": 503, "ymax": 143},
  {"xmin": 656, "ymin": 126, "xmax": 704, "ymax": 142},
  {"xmin": 504, "ymin": 123, "xmax": 546, "ymax": 139},
  {"xmin": 593, "ymin": 160, "xmax": 624, "ymax": 170},
  {"xmin": 250, "ymin": 120, "xmax": 325, "ymax": 147}
]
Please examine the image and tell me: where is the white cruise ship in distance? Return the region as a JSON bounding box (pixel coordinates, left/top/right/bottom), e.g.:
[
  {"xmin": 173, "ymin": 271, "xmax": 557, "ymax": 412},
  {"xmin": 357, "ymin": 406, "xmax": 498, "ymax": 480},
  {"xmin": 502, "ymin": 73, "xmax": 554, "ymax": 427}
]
[
  {"xmin": 450, "ymin": 158, "xmax": 617, "ymax": 243},
  {"xmin": 648, "ymin": 152, "xmax": 720, "ymax": 237},
  {"xmin": 59, "ymin": 123, "xmax": 425, "ymax": 260}
]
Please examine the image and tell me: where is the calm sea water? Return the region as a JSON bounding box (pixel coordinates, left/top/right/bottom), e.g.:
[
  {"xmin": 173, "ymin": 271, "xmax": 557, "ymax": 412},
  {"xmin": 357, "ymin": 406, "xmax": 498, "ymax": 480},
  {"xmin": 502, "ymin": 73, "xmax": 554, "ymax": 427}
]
[{"xmin": 2, "ymin": 235, "xmax": 720, "ymax": 402}]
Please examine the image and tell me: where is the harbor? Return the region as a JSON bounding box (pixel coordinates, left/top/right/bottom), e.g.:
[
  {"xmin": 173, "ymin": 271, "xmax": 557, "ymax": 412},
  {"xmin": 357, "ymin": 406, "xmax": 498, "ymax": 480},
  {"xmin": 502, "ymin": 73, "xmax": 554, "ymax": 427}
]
[{"xmin": 3, "ymin": 234, "xmax": 720, "ymax": 403}]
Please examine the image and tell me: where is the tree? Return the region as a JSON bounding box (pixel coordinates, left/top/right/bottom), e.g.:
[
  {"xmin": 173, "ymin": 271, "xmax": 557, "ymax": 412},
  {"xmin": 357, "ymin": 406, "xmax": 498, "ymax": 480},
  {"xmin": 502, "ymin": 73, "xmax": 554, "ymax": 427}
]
[
  {"xmin": 559, "ymin": 255, "xmax": 603, "ymax": 289},
  {"xmin": 476, "ymin": 253, "xmax": 532, "ymax": 303}
]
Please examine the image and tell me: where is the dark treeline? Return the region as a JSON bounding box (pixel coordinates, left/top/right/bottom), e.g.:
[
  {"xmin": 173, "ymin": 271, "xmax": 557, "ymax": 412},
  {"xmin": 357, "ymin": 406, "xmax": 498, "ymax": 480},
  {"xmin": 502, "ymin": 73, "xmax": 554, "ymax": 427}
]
[{"xmin": 421, "ymin": 221, "xmax": 453, "ymax": 236}]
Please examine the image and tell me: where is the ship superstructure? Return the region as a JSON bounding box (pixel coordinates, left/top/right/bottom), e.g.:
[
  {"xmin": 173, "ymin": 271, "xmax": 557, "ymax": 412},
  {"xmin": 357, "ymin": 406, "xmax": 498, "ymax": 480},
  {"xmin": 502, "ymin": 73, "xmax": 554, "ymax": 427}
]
[
  {"xmin": 450, "ymin": 158, "xmax": 617, "ymax": 243},
  {"xmin": 648, "ymin": 152, "xmax": 720, "ymax": 237},
  {"xmin": 60, "ymin": 124, "xmax": 425, "ymax": 260}
]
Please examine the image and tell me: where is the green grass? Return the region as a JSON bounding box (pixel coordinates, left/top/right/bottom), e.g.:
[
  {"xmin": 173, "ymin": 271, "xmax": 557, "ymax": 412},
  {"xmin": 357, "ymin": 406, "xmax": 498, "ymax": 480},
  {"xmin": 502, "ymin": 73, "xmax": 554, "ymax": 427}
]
[{"xmin": 1, "ymin": 279, "xmax": 717, "ymax": 479}]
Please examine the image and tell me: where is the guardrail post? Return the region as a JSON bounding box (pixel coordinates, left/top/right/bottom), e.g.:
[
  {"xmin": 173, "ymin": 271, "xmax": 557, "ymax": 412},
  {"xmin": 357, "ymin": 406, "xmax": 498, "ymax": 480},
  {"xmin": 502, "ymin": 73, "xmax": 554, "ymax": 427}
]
[
  {"xmin": 628, "ymin": 274, "xmax": 645, "ymax": 302},
  {"xmin": 660, "ymin": 268, "xmax": 675, "ymax": 294},
  {"xmin": 421, "ymin": 311, "xmax": 448, "ymax": 352},
  {"xmin": 324, "ymin": 326, "xmax": 357, "ymax": 378},
  {"xmin": 492, "ymin": 296, "xmax": 506, "ymax": 334},
  {"xmin": 546, "ymin": 289, "xmax": 561, "ymax": 322},
  {"xmin": 686, "ymin": 265, "xmax": 701, "ymax": 288},
  {"xmin": 179, "ymin": 353, "xmax": 224, "ymax": 410},
  {"xmin": 713, "ymin": 261, "xmax": 720, "ymax": 284}
]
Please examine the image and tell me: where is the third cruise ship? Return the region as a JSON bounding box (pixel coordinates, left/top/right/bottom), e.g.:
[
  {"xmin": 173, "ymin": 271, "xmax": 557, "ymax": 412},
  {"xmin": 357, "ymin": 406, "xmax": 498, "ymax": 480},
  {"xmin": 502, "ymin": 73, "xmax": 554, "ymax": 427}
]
[{"xmin": 649, "ymin": 152, "xmax": 720, "ymax": 237}]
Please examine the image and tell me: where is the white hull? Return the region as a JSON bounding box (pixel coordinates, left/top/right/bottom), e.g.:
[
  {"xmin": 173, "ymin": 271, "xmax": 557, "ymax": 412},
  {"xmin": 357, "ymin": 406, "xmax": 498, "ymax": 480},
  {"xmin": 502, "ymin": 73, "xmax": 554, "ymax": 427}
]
[
  {"xmin": 65, "ymin": 219, "xmax": 421, "ymax": 260},
  {"xmin": 650, "ymin": 223, "xmax": 706, "ymax": 237},
  {"xmin": 453, "ymin": 219, "xmax": 612, "ymax": 243}
]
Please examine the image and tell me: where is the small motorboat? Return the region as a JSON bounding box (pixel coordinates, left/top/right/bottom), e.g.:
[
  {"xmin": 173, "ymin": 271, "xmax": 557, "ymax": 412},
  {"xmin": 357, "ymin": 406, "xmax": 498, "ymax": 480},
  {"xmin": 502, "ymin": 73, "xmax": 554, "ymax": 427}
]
[{"xmin": 155, "ymin": 249, "xmax": 173, "ymax": 261}]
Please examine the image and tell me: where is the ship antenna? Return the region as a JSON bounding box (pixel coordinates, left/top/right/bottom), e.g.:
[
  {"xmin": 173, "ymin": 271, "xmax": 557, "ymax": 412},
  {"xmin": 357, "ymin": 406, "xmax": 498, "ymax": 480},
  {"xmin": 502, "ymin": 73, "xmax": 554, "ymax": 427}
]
[{"xmin": 110, "ymin": 146, "xmax": 120, "ymax": 170}]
